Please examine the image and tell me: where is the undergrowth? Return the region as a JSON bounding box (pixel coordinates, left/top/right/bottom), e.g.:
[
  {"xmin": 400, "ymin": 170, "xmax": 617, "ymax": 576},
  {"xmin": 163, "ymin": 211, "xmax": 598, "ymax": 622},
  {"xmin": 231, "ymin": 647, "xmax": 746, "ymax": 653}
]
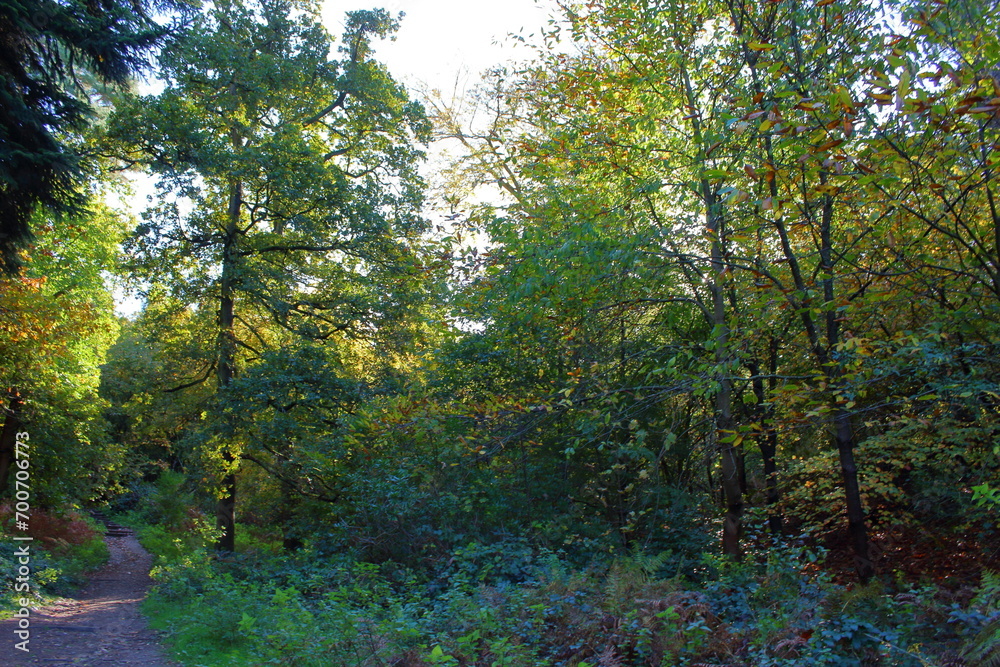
[
  {"xmin": 135, "ymin": 524, "xmax": 992, "ymax": 667},
  {"xmin": 0, "ymin": 504, "xmax": 109, "ymax": 614}
]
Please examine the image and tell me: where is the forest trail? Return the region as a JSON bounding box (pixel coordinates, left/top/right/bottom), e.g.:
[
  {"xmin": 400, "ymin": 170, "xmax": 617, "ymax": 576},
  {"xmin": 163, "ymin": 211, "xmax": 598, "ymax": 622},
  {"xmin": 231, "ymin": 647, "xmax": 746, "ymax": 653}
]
[{"xmin": 1, "ymin": 532, "xmax": 176, "ymax": 666}]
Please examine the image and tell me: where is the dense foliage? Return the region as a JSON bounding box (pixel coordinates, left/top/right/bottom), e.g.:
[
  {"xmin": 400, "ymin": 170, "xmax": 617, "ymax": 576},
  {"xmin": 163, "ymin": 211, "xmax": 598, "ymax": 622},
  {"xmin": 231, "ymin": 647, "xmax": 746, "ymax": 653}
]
[
  {"xmin": 0, "ymin": 0, "xmax": 188, "ymax": 273},
  {"xmin": 1, "ymin": 0, "xmax": 999, "ymax": 664}
]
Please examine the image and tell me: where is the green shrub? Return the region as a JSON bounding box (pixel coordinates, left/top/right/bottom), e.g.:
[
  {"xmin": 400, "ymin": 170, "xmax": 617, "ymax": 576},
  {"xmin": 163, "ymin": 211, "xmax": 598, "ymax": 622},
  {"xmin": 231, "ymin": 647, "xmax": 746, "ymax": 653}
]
[{"xmin": 0, "ymin": 513, "xmax": 109, "ymax": 609}]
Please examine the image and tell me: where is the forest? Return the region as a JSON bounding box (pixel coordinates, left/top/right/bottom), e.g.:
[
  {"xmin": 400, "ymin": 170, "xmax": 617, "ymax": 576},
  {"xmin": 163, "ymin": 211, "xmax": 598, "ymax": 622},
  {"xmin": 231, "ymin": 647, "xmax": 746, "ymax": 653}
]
[{"xmin": 1, "ymin": 0, "xmax": 999, "ymax": 664}]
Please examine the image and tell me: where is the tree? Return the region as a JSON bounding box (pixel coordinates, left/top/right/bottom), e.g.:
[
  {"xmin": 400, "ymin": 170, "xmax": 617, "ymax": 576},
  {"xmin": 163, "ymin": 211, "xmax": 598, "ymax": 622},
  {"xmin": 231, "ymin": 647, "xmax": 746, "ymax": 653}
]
[
  {"xmin": 434, "ymin": 0, "xmax": 758, "ymax": 558},
  {"xmin": 106, "ymin": 0, "xmax": 429, "ymax": 551},
  {"xmin": 0, "ymin": 0, "xmax": 187, "ymax": 273},
  {"xmin": 0, "ymin": 201, "xmax": 126, "ymax": 502}
]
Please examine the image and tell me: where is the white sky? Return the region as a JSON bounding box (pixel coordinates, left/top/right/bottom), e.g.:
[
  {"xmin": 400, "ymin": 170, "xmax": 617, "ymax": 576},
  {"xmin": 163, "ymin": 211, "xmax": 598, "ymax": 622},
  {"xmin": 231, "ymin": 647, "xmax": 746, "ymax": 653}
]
[{"xmin": 320, "ymin": 0, "xmax": 554, "ymax": 94}]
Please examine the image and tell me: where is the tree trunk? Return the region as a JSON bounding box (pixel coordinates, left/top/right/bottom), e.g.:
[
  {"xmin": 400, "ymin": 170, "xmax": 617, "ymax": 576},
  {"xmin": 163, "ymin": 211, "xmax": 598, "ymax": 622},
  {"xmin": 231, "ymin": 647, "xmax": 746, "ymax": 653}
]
[
  {"xmin": 214, "ymin": 176, "xmax": 242, "ymax": 553},
  {"xmin": 761, "ymin": 429, "xmax": 782, "ymax": 535},
  {"xmin": 749, "ymin": 359, "xmax": 783, "ymax": 535},
  {"xmin": 216, "ymin": 467, "xmax": 237, "ymax": 552},
  {"xmin": 818, "ymin": 183, "xmax": 873, "ymax": 581},
  {"xmin": 706, "ymin": 187, "xmax": 743, "ymax": 560},
  {"xmin": 718, "ymin": 421, "xmax": 744, "ymax": 560},
  {"xmin": 834, "ymin": 407, "xmax": 874, "ymax": 581},
  {"xmin": 0, "ymin": 390, "xmax": 24, "ymax": 494},
  {"xmin": 279, "ymin": 479, "xmax": 303, "ymax": 552}
]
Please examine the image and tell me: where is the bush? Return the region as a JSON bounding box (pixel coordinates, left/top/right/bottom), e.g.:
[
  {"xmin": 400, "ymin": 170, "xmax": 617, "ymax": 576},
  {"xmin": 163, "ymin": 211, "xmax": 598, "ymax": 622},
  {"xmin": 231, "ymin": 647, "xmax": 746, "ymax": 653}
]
[
  {"xmin": 115, "ymin": 470, "xmax": 202, "ymax": 531},
  {"xmin": 0, "ymin": 505, "xmax": 109, "ymax": 606},
  {"xmin": 0, "ymin": 540, "xmax": 61, "ymax": 609}
]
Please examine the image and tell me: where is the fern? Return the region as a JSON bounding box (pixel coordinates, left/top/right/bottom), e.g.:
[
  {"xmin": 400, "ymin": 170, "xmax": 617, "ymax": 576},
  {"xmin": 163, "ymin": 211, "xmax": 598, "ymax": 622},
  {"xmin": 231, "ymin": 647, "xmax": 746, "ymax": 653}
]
[
  {"xmin": 595, "ymin": 645, "xmax": 624, "ymax": 667},
  {"xmin": 830, "ymin": 578, "xmax": 885, "ymax": 615},
  {"xmin": 962, "ymin": 571, "xmax": 1000, "ymax": 667},
  {"xmin": 962, "ymin": 616, "xmax": 1000, "ymax": 667},
  {"xmin": 975, "ymin": 571, "xmax": 1000, "ymax": 609},
  {"xmin": 603, "ymin": 548, "xmax": 670, "ymax": 615}
]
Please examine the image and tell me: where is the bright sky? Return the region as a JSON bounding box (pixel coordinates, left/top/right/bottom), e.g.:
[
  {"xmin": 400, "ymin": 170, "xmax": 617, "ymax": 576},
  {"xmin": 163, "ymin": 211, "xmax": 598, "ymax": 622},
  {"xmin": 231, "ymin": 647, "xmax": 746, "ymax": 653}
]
[
  {"xmin": 319, "ymin": 1, "xmax": 556, "ymax": 233},
  {"xmin": 320, "ymin": 0, "xmax": 555, "ymax": 95}
]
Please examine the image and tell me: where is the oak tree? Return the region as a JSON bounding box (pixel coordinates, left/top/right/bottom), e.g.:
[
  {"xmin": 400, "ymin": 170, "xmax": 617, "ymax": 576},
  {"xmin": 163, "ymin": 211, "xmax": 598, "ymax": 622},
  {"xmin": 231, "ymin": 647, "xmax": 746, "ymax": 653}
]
[{"xmin": 107, "ymin": 0, "xmax": 429, "ymax": 551}]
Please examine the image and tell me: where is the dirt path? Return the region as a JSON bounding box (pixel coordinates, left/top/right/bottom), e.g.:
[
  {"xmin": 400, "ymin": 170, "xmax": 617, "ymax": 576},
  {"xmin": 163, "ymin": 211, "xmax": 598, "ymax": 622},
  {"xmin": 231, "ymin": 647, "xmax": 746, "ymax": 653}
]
[{"xmin": 1, "ymin": 534, "xmax": 176, "ymax": 666}]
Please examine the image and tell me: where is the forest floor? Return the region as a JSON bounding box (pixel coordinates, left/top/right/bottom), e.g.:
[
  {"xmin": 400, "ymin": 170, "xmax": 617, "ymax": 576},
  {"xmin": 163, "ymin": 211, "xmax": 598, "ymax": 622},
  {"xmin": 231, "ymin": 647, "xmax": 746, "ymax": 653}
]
[{"xmin": 0, "ymin": 533, "xmax": 176, "ymax": 666}]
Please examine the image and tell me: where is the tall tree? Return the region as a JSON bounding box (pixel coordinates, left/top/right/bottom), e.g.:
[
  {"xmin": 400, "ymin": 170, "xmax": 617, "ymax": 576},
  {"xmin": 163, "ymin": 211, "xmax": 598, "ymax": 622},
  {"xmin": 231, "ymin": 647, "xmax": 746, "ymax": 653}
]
[
  {"xmin": 0, "ymin": 0, "xmax": 187, "ymax": 273},
  {"xmin": 106, "ymin": 0, "xmax": 429, "ymax": 551}
]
